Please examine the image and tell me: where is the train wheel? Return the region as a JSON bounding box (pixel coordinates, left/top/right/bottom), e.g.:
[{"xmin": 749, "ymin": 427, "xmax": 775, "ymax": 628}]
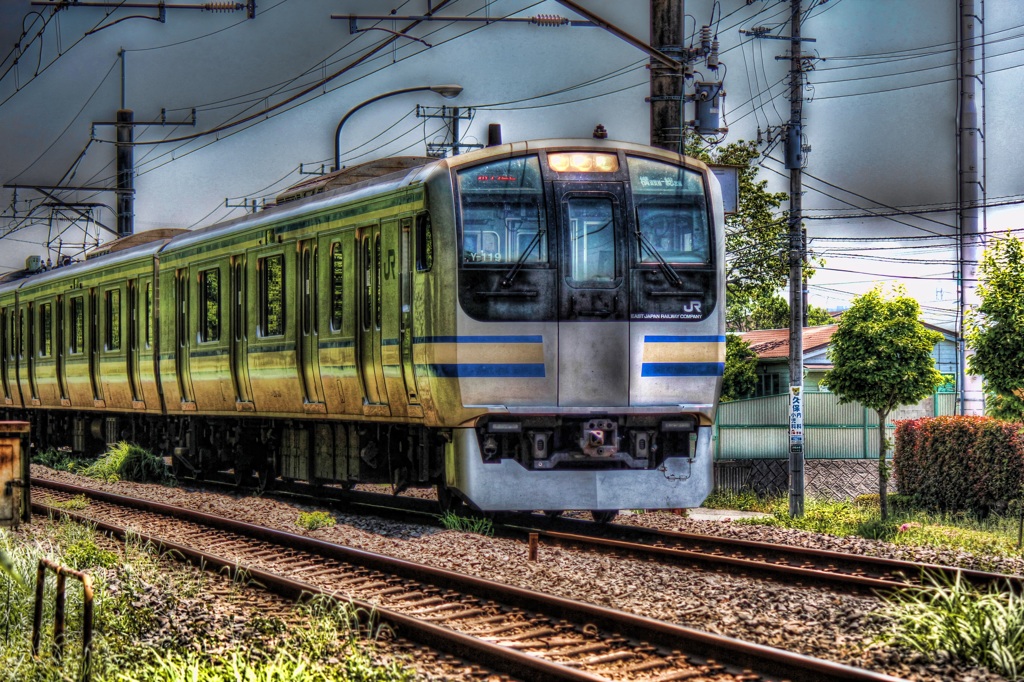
[{"xmin": 590, "ymin": 510, "xmax": 618, "ymax": 524}]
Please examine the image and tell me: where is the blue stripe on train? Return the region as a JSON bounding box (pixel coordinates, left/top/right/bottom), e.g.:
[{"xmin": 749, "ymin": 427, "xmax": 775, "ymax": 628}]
[
  {"xmin": 427, "ymin": 363, "xmax": 546, "ymax": 378},
  {"xmin": 643, "ymin": 335, "xmax": 726, "ymax": 343},
  {"xmin": 641, "ymin": 362, "xmax": 725, "ymax": 377}
]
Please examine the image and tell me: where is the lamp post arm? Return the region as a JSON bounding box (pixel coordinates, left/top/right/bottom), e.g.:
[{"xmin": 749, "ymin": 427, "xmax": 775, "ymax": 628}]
[{"xmin": 334, "ymin": 86, "xmax": 431, "ymax": 172}]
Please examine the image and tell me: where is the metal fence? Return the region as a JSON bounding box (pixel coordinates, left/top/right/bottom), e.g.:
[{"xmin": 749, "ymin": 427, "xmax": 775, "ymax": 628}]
[{"xmin": 714, "ymin": 391, "xmax": 957, "ymax": 460}]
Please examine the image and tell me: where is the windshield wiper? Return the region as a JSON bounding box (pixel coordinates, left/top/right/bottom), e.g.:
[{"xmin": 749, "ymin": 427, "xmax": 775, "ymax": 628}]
[
  {"xmin": 634, "ymin": 214, "xmax": 682, "ymax": 288},
  {"xmin": 501, "ymin": 228, "xmax": 545, "ymax": 287}
]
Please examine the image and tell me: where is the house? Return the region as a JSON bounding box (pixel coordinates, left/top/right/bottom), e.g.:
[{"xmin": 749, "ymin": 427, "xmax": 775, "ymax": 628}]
[{"xmin": 736, "ymin": 322, "xmax": 959, "ymax": 397}]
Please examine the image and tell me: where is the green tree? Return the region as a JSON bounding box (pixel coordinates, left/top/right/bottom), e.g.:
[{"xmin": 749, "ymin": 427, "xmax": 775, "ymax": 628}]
[
  {"xmin": 965, "ymin": 233, "xmax": 1024, "ymax": 421},
  {"xmin": 727, "ymin": 291, "xmax": 833, "ymax": 332},
  {"xmin": 722, "ymin": 334, "xmax": 758, "ymax": 402},
  {"xmin": 819, "ymin": 287, "xmax": 943, "ymax": 519}
]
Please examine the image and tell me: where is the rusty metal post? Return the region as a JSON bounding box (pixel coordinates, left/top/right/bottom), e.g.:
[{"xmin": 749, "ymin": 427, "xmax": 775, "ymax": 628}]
[
  {"xmin": 32, "ymin": 559, "xmax": 95, "ymax": 681},
  {"xmin": 53, "ymin": 570, "xmax": 67, "ymax": 663},
  {"xmin": 528, "ymin": 533, "xmax": 539, "ymax": 561},
  {"xmin": 31, "ymin": 561, "xmax": 45, "ymax": 656}
]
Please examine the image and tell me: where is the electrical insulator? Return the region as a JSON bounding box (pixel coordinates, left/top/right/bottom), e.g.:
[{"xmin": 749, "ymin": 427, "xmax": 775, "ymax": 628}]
[
  {"xmin": 531, "ymin": 14, "xmax": 569, "ymax": 27},
  {"xmin": 203, "ymin": 2, "xmax": 243, "ymax": 11},
  {"xmin": 707, "ymin": 40, "xmax": 720, "ymax": 69},
  {"xmin": 700, "ymin": 26, "xmax": 712, "ymax": 54}
]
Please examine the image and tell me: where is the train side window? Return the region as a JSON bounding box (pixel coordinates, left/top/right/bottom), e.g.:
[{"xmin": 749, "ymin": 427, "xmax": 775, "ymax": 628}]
[
  {"xmin": 70, "ymin": 297, "xmax": 84, "ymax": 354},
  {"xmin": 330, "ymin": 242, "xmax": 343, "ymax": 331},
  {"xmin": 415, "ymin": 213, "xmax": 432, "ymax": 272},
  {"xmin": 259, "ymin": 254, "xmax": 284, "ymax": 337},
  {"xmin": 144, "ymin": 283, "xmax": 152, "ymax": 348},
  {"xmin": 199, "ymin": 268, "xmax": 220, "ymax": 342},
  {"xmin": 39, "ymin": 303, "xmax": 52, "ymax": 357},
  {"xmin": 106, "ymin": 289, "xmax": 121, "ymax": 351}
]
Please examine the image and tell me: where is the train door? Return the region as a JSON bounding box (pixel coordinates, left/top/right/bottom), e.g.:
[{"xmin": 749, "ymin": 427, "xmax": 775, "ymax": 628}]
[
  {"xmin": 126, "ymin": 281, "xmax": 142, "ymax": 404},
  {"xmin": 380, "ymin": 218, "xmax": 414, "ymax": 417},
  {"xmin": 88, "ymin": 290, "xmax": 101, "ymax": 403},
  {"xmin": 230, "ymin": 256, "xmax": 253, "ymax": 407},
  {"xmin": 398, "ymin": 217, "xmax": 421, "ymax": 415},
  {"xmin": 26, "ymin": 302, "xmax": 37, "ymax": 402},
  {"xmin": 55, "ymin": 296, "xmax": 68, "ymax": 403},
  {"xmin": 0, "ymin": 308, "xmax": 9, "ymax": 404},
  {"xmin": 555, "ymin": 182, "xmax": 630, "ymax": 407},
  {"xmin": 298, "ymin": 240, "xmax": 325, "ymax": 409},
  {"xmin": 175, "ymin": 269, "xmax": 194, "ymax": 404},
  {"xmin": 356, "ymin": 225, "xmax": 389, "ymax": 415}
]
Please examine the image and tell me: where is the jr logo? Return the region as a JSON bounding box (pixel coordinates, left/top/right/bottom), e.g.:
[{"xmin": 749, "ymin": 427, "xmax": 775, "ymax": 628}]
[
  {"xmin": 682, "ymin": 300, "xmax": 702, "ymax": 314},
  {"xmin": 384, "ymin": 249, "xmax": 397, "ymax": 280}
]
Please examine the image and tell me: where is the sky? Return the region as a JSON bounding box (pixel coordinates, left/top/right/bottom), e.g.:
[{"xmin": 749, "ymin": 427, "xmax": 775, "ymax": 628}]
[{"xmin": 2, "ymin": 0, "xmax": 1023, "ymax": 329}]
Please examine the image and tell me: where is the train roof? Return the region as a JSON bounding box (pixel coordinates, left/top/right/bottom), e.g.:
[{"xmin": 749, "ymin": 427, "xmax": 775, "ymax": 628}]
[{"xmin": 0, "ymin": 139, "xmax": 706, "ymax": 295}]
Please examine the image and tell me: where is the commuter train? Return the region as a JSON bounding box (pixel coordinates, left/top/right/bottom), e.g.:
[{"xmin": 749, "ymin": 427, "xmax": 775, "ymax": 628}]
[{"xmin": 0, "ymin": 135, "xmax": 725, "ymax": 515}]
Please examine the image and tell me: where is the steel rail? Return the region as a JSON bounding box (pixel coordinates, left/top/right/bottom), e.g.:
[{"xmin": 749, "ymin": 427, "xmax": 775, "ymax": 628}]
[{"xmin": 33, "ymin": 477, "xmax": 907, "ymax": 682}]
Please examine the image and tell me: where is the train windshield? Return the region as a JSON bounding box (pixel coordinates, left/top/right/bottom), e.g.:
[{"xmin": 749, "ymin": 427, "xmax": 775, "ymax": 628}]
[
  {"xmin": 457, "ymin": 156, "xmax": 548, "ymax": 265},
  {"xmin": 627, "ymin": 157, "xmax": 710, "ymax": 264}
]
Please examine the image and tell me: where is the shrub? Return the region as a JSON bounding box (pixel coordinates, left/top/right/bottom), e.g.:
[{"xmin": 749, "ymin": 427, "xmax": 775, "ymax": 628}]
[
  {"xmin": 79, "ymin": 441, "xmax": 174, "ymax": 484},
  {"xmin": 296, "ymin": 511, "xmax": 336, "ymax": 531},
  {"xmin": 894, "ymin": 416, "xmax": 1024, "ymax": 516}
]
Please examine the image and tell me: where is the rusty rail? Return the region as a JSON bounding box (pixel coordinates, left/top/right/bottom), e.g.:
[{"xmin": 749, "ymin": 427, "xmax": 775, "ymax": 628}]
[{"xmin": 32, "ymin": 557, "xmax": 94, "ymax": 682}]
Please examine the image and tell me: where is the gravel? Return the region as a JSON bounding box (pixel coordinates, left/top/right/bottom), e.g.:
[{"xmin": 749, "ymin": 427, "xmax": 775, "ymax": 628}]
[{"xmin": 31, "ymin": 465, "xmax": 1019, "ymax": 682}]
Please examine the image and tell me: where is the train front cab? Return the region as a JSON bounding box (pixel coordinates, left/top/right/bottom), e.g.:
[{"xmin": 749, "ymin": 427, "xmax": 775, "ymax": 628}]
[{"xmin": 433, "ymin": 140, "xmax": 725, "ymax": 512}]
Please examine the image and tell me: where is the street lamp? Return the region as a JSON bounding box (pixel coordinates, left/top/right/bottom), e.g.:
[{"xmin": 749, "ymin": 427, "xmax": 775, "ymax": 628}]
[{"xmin": 334, "ymin": 84, "xmax": 463, "ymax": 171}]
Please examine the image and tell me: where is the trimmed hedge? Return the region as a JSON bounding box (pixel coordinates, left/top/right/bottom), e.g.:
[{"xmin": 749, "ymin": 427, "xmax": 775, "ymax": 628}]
[{"xmin": 894, "ymin": 416, "xmax": 1024, "ymax": 516}]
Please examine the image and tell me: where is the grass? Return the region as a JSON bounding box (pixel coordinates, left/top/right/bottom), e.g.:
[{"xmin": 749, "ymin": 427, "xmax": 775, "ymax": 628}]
[
  {"xmin": 702, "ymin": 488, "xmax": 777, "ymax": 513},
  {"xmin": 883, "ymin": 572, "xmax": 1024, "ymax": 679},
  {"xmin": 439, "ymin": 511, "xmax": 495, "ymax": 536},
  {"xmin": 78, "ymin": 441, "xmax": 174, "ymax": 485},
  {"xmin": 32, "ymin": 447, "xmax": 93, "ymax": 473},
  {"xmin": 725, "ymin": 493, "xmax": 1024, "ymax": 561},
  {"xmin": 0, "ymin": 517, "xmax": 416, "ymax": 682},
  {"xmin": 44, "ymin": 494, "xmax": 90, "ymax": 511},
  {"xmin": 296, "ymin": 511, "xmax": 336, "ymax": 532}
]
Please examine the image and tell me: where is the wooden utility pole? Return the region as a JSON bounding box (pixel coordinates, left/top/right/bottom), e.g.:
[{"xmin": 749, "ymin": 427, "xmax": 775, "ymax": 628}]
[
  {"xmin": 650, "ymin": 0, "xmax": 683, "ymax": 151},
  {"xmin": 786, "ymin": 0, "xmax": 806, "ymax": 518}
]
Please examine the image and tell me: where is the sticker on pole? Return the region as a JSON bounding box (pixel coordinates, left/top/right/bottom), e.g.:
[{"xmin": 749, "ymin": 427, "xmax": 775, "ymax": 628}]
[{"xmin": 789, "ymin": 385, "xmax": 804, "ymax": 447}]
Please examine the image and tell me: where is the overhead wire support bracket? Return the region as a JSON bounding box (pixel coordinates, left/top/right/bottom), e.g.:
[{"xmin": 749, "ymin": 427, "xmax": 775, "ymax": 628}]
[
  {"xmin": 30, "ymin": 2, "xmax": 256, "ymax": 33},
  {"xmin": 92, "ymin": 108, "xmax": 197, "ymax": 128},
  {"xmin": 339, "ymin": 14, "xmax": 592, "ymax": 28}
]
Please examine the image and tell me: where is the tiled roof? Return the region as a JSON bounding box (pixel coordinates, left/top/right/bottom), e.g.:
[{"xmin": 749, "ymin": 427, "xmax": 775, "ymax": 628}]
[{"xmin": 737, "ymin": 324, "xmax": 839, "ymax": 360}]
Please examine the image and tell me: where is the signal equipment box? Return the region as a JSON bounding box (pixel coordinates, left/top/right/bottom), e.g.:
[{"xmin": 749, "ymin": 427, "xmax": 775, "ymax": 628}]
[{"xmin": 0, "ymin": 422, "xmax": 30, "ymax": 527}]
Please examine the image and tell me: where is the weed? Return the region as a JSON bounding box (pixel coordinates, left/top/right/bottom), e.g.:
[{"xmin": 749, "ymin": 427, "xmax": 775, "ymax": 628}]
[
  {"xmin": 883, "ymin": 572, "xmax": 1024, "ymax": 678},
  {"xmin": 703, "ymin": 488, "xmax": 777, "ymax": 513},
  {"xmin": 296, "ymin": 511, "xmax": 336, "ymax": 531},
  {"xmin": 79, "ymin": 441, "xmax": 174, "ymax": 484},
  {"xmin": 439, "ymin": 511, "xmax": 494, "ymax": 536},
  {"xmin": 46, "ymin": 494, "xmax": 90, "ymax": 511}
]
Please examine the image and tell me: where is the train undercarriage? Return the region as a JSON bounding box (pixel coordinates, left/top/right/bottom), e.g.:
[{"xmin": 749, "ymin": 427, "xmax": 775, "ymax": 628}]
[{"xmin": 11, "ymin": 410, "xmax": 712, "ymax": 514}]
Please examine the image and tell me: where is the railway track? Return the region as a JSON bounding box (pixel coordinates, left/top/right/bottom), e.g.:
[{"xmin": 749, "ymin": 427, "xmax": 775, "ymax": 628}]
[
  {"xmin": 32, "ymin": 477, "xmax": 904, "ymax": 682},
  {"xmin": 502, "ymin": 517, "xmax": 1024, "ymax": 594}
]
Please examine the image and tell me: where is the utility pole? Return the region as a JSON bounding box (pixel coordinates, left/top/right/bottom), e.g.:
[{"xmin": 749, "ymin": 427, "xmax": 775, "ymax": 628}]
[
  {"xmin": 649, "ymin": 0, "xmax": 683, "ymax": 151},
  {"xmin": 958, "ymin": 0, "xmax": 985, "ymax": 416},
  {"xmin": 115, "ymin": 109, "xmax": 134, "ymax": 238},
  {"xmin": 786, "ymin": 0, "xmax": 806, "ymax": 518}
]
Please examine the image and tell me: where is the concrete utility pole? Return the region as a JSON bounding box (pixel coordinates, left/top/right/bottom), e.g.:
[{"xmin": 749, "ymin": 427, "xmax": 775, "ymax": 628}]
[
  {"xmin": 786, "ymin": 0, "xmax": 806, "ymax": 518},
  {"xmin": 958, "ymin": 0, "xmax": 985, "ymax": 416},
  {"xmin": 649, "ymin": 0, "xmax": 683, "ymax": 151},
  {"xmin": 115, "ymin": 109, "xmax": 134, "ymax": 238}
]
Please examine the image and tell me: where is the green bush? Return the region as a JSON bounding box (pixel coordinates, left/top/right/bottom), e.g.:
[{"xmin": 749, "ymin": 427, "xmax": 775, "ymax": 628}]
[
  {"xmin": 894, "ymin": 417, "xmax": 1024, "ymax": 516},
  {"xmin": 296, "ymin": 511, "xmax": 336, "ymax": 531},
  {"xmin": 79, "ymin": 442, "xmax": 174, "ymax": 484}
]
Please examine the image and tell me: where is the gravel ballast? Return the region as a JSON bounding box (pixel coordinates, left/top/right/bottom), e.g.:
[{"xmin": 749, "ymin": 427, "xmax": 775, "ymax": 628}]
[{"xmin": 30, "ymin": 465, "xmax": 1018, "ymax": 682}]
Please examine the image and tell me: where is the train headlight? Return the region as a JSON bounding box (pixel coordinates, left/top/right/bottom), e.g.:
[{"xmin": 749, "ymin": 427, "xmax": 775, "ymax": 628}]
[{"xmin": 548, "ymin": 153, "xmax": 619, "ymax": 173}]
